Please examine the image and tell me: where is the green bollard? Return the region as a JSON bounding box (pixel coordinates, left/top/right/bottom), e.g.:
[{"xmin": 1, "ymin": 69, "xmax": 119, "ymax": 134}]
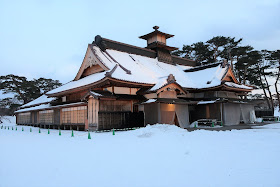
[
  {"xmin": 88, "ymin": 131, "xmax": 91, "ymax": 139},
  {"xmin": 112, "ymin": 128, "xmax": 115, "ymax": 135},
  {"xmin": 1, "ymin": 125, "xmax": 3, "ymax": 129},
  {"xmin": 211, "ymin": 122, "xmax": 214, "ymax": 127},
  {"xmin": 16, "ymin": 127, "xmax": 17, "ymax": 131},
  {"xmin": 12, "ymin": 127, "xmax": 13, "ymax": 130},
  {"xmin": 220, "ymin": 121, "xmax": 223, "ymax": 126},
  {"xmin": 8, "ymin": 127, "xmax": 9, "ymax": 130},
  {"xmin": 71, "ymin": 130, "xmax": 74, "ymax": 137},
  {"xmin": 22, "ymin": 127, "xmax": 24, "ymax": 131},
  {"xmin": 59, "ymin": 129, "xmax": 61, "ymax": 136},
  {"xmin": 48, "ymin": 128, "xmax": 50, "ymax": 134},
  {"xmin": 39, "ymin": 128, "xmax": 41, "ymax": 133},
  {"xmin": 30, "ymin": 128, "xmax": 32, "ymax": 132},
  {"xmin": 262, "ymin": 118, "xmax": 264, "ymax": 123}
]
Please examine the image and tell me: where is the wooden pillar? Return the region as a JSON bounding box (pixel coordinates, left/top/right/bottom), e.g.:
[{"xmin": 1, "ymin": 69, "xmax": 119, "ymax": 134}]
[
  {"xmin": 220, "ymin": 103, "xmax": 224, "ymax": 125},
  {"xmin": 206, "ymin": 105, "xmax": 210, "ymax": 118},
  {"xmin": 85, "ymin": 119, "xmax": 88, "ymax": 131},
  {"xmin": 157, "ymin": 103, "xmax": 161, "ymax": 123}
]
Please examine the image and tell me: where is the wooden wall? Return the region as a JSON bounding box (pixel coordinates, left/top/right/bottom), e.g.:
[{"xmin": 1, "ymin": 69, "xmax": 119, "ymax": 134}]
[
  {"xmin": 99, "ymin": 100, "xmax": 132, "ymax": 112},
  {"xmin": 39, "ymin": 110, "xmax": 54, "ymax": 124},
  {"xmin": 65, "ymin": 91, "xmax": 87, "ymax": 103},
  {"xmin": 61, "ymin": 106, "xmax": 87, "ymax": 124},
  {"xmin": 17, "ymin": 112, "xmax": 32, "ymax": 124},
  {"xmin": 144, "ymin": 103, "xmax": 160, "ymax": 125},
  {"xmin": 81, "ymin": 64, "xmax": 104, "ymax": 78},
  {"xmin": 54, "ymin": 109, "xmax": 60, "ymax": 125},
  {"xmin": 97, "ymin": 99, "xmax": 144, "ymax": 130},
  {"xmin": 106, "ymin": 87, "xmax": 139, "ymax": 95},
  {"xmin": 88, "ymin": 97, "xmax": 99, "ymax": 128}
]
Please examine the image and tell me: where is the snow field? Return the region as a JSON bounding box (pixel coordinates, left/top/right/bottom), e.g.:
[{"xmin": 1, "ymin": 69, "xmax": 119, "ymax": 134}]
[{"xmin": 1, "ymin": 119, "xmax": 280, "ymax": 187}]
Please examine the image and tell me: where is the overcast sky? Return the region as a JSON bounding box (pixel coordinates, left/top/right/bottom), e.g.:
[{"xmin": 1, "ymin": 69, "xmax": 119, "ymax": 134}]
[{"xmin": 0, "ymin": 0, "xmax": 279, "ymax": 84}]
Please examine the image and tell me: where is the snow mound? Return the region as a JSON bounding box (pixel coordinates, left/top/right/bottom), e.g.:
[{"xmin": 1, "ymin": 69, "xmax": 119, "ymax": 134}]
[
  {"xmin": 253, "ymin": 123, "xmax": 280, "ymax": 129},
  {"xmin": 137, "ymin": 124, "xmax": 187, "ymax": 138},
  {"xmin": 275, "ymin": 106, "xmax": 280, "ymax": 117},
  {"xmin": 0, "ymin": 116, "xmax": 16, "ymax": 126}
]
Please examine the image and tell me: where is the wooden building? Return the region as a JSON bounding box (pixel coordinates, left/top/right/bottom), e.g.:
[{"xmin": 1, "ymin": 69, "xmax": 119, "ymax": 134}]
[{"xmin": 15, "ymin": 26, "xmax": 255, "ymax": 130}]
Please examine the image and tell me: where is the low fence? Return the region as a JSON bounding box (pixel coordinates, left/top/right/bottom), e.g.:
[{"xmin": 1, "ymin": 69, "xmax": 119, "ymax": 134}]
[
  {"xmin": 255, "ymin": 110, "xmax": 274, "ymax": 117},
  {"xmin": 98, "ymin": 111, "xmax": 144, "ymax": 130},
  {"xmin": 0, "ymin": 124, "xmax": 143, "ymax": 139}
]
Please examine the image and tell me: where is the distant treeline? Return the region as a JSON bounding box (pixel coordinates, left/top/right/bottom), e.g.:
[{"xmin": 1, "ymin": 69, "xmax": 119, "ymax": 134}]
[
  {"xmin": 172, "ymin": 36, "xmax": 280, "ymax": 110},
  {"xmin": 0, "ymin": 74, "xmax": 62, "ymax": 115}
]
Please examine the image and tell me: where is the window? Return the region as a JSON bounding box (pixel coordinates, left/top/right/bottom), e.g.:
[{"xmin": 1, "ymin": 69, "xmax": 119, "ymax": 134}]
[
  {"xmin": 62, "ymin": 106, "xmax": 87, "ymax": 124},
  {"xmin": 62, "ymin": 96, "xmax": 66, "ymax": 102},
  {"xmin": 39, "ymin": 110, "xmax": 54, "ymax": 124},
  {"xmin": 18, "ymin": 112, "xmax": 31, "ymax": 124}
]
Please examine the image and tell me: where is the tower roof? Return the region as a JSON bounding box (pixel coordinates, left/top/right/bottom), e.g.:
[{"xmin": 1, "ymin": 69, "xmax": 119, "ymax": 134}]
[{"xmin": 139, "ymin": 27, "xmax": 174, "ymax": 40}]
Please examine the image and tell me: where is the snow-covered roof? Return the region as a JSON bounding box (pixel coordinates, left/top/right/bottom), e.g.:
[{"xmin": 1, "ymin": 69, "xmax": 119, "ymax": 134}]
[
  {"xmin": 142, "ymin": 99, "xmax": 157, "ymax": 104},
  {"xmin": 46, "ymin": 45, "xmax": 251, "ymax": 95},
  {"xmin": 47, "ymin": 71, "xmax": 106, "ymax": 95},
  {"xmin": 225, "ymin": 82, "xmax": 253, "ymax": 90},
  {"xmin": 16, "ymin": 104, "xmax": 51, "ymax": 113},
  {"xmin": 90, "ymin": 91, "xmax": 103, "ymax": 97},
  {"xmin": 21, "ymin": 95, "xmax": 56, "ymax": 108},
  {"xmin": 197, "ymin": 100, "xmax": 217, "ymax": 105},
  {"xmin": 15, "ymin": 102, "xmax": 86, "ymax": 113}
]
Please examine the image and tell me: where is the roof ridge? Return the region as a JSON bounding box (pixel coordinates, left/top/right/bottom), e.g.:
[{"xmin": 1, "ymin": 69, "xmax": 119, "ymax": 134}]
[{"xmin": 184, "ymin": 62, "xmax": 221, "ymax": 72}]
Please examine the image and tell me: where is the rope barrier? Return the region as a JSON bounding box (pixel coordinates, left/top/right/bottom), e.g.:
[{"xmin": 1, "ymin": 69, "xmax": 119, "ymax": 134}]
[{"xmin": 0, "ymin": 125, "xmax": 145, "ymax": 140}]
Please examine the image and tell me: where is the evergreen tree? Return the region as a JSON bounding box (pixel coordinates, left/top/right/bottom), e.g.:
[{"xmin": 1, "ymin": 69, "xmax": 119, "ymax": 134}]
[
  {"xmin": 0, "ymin": 74, "xmax": 62, "ymax": 105},
  {"xmin": 270, "ymin": 50, "xmax": 280, "ymax": 108},
  {"xmin": 206, "ymin": 36, "xmax": 242, "ymax": 63}
]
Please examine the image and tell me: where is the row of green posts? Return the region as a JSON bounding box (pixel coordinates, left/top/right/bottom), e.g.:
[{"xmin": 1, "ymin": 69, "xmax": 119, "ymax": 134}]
[
  {"xmin": 0, "ymin": 125, "xmax": 140, "ymax": 138},
  {"xmin": 0, "ymin": 125, "xmax": 92, "ymax": 139}
]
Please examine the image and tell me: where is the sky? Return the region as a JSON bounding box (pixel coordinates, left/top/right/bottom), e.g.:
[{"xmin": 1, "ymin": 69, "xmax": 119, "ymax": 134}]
[{"xmin": 0, "ymin": 0, "xmax": 279, "ymax": 84}]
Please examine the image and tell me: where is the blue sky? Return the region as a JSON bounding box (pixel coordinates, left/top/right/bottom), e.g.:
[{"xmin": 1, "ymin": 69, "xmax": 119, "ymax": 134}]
[{"xmin": 0, "ymin": 0, "xmax": 279, "ymax": 84}]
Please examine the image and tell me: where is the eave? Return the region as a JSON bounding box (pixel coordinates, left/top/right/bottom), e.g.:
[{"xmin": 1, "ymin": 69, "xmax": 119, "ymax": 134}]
[
  {"xmin": 186, "ymin": 84, "xmax": 252, "ymax": 93},
  {"xmin": 139, "ymin": 30, "xmax": 174, "ymax": 40},
  {"xmin": 46, "ymin": 77, "xmax": 154, "ymax": 97}
]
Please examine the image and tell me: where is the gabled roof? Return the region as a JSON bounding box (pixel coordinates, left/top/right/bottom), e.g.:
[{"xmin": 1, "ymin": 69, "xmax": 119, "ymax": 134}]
[
  {"xmin": 74, "ymin": 44, "xmax": 109, "ymax": 81},
  {"xmin": 46, "ymin": 44, "xmax": 252, "ymax": 96}
]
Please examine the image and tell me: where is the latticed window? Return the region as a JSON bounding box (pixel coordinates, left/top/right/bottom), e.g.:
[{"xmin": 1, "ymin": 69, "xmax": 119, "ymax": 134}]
[
  {"xmin": 62, "ymin": 106, "xmax": 87, "ymax": 124},
  {"xmin": 39, "ymin": 110, "xmax": 54, "ymax": 124},
  {"xmin": 18, "ymin": 112, "xmax": 31, "ymax": 124}
]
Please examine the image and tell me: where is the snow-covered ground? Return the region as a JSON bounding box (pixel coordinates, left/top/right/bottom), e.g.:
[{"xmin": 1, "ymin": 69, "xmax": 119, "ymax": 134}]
[
  {"xmin": 1, "ymin": 117, "xmax": 280, "ymax": 187},
  {"xmin": 0, "ymin": 115, "xmax": 16, "ymax": 125}
]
